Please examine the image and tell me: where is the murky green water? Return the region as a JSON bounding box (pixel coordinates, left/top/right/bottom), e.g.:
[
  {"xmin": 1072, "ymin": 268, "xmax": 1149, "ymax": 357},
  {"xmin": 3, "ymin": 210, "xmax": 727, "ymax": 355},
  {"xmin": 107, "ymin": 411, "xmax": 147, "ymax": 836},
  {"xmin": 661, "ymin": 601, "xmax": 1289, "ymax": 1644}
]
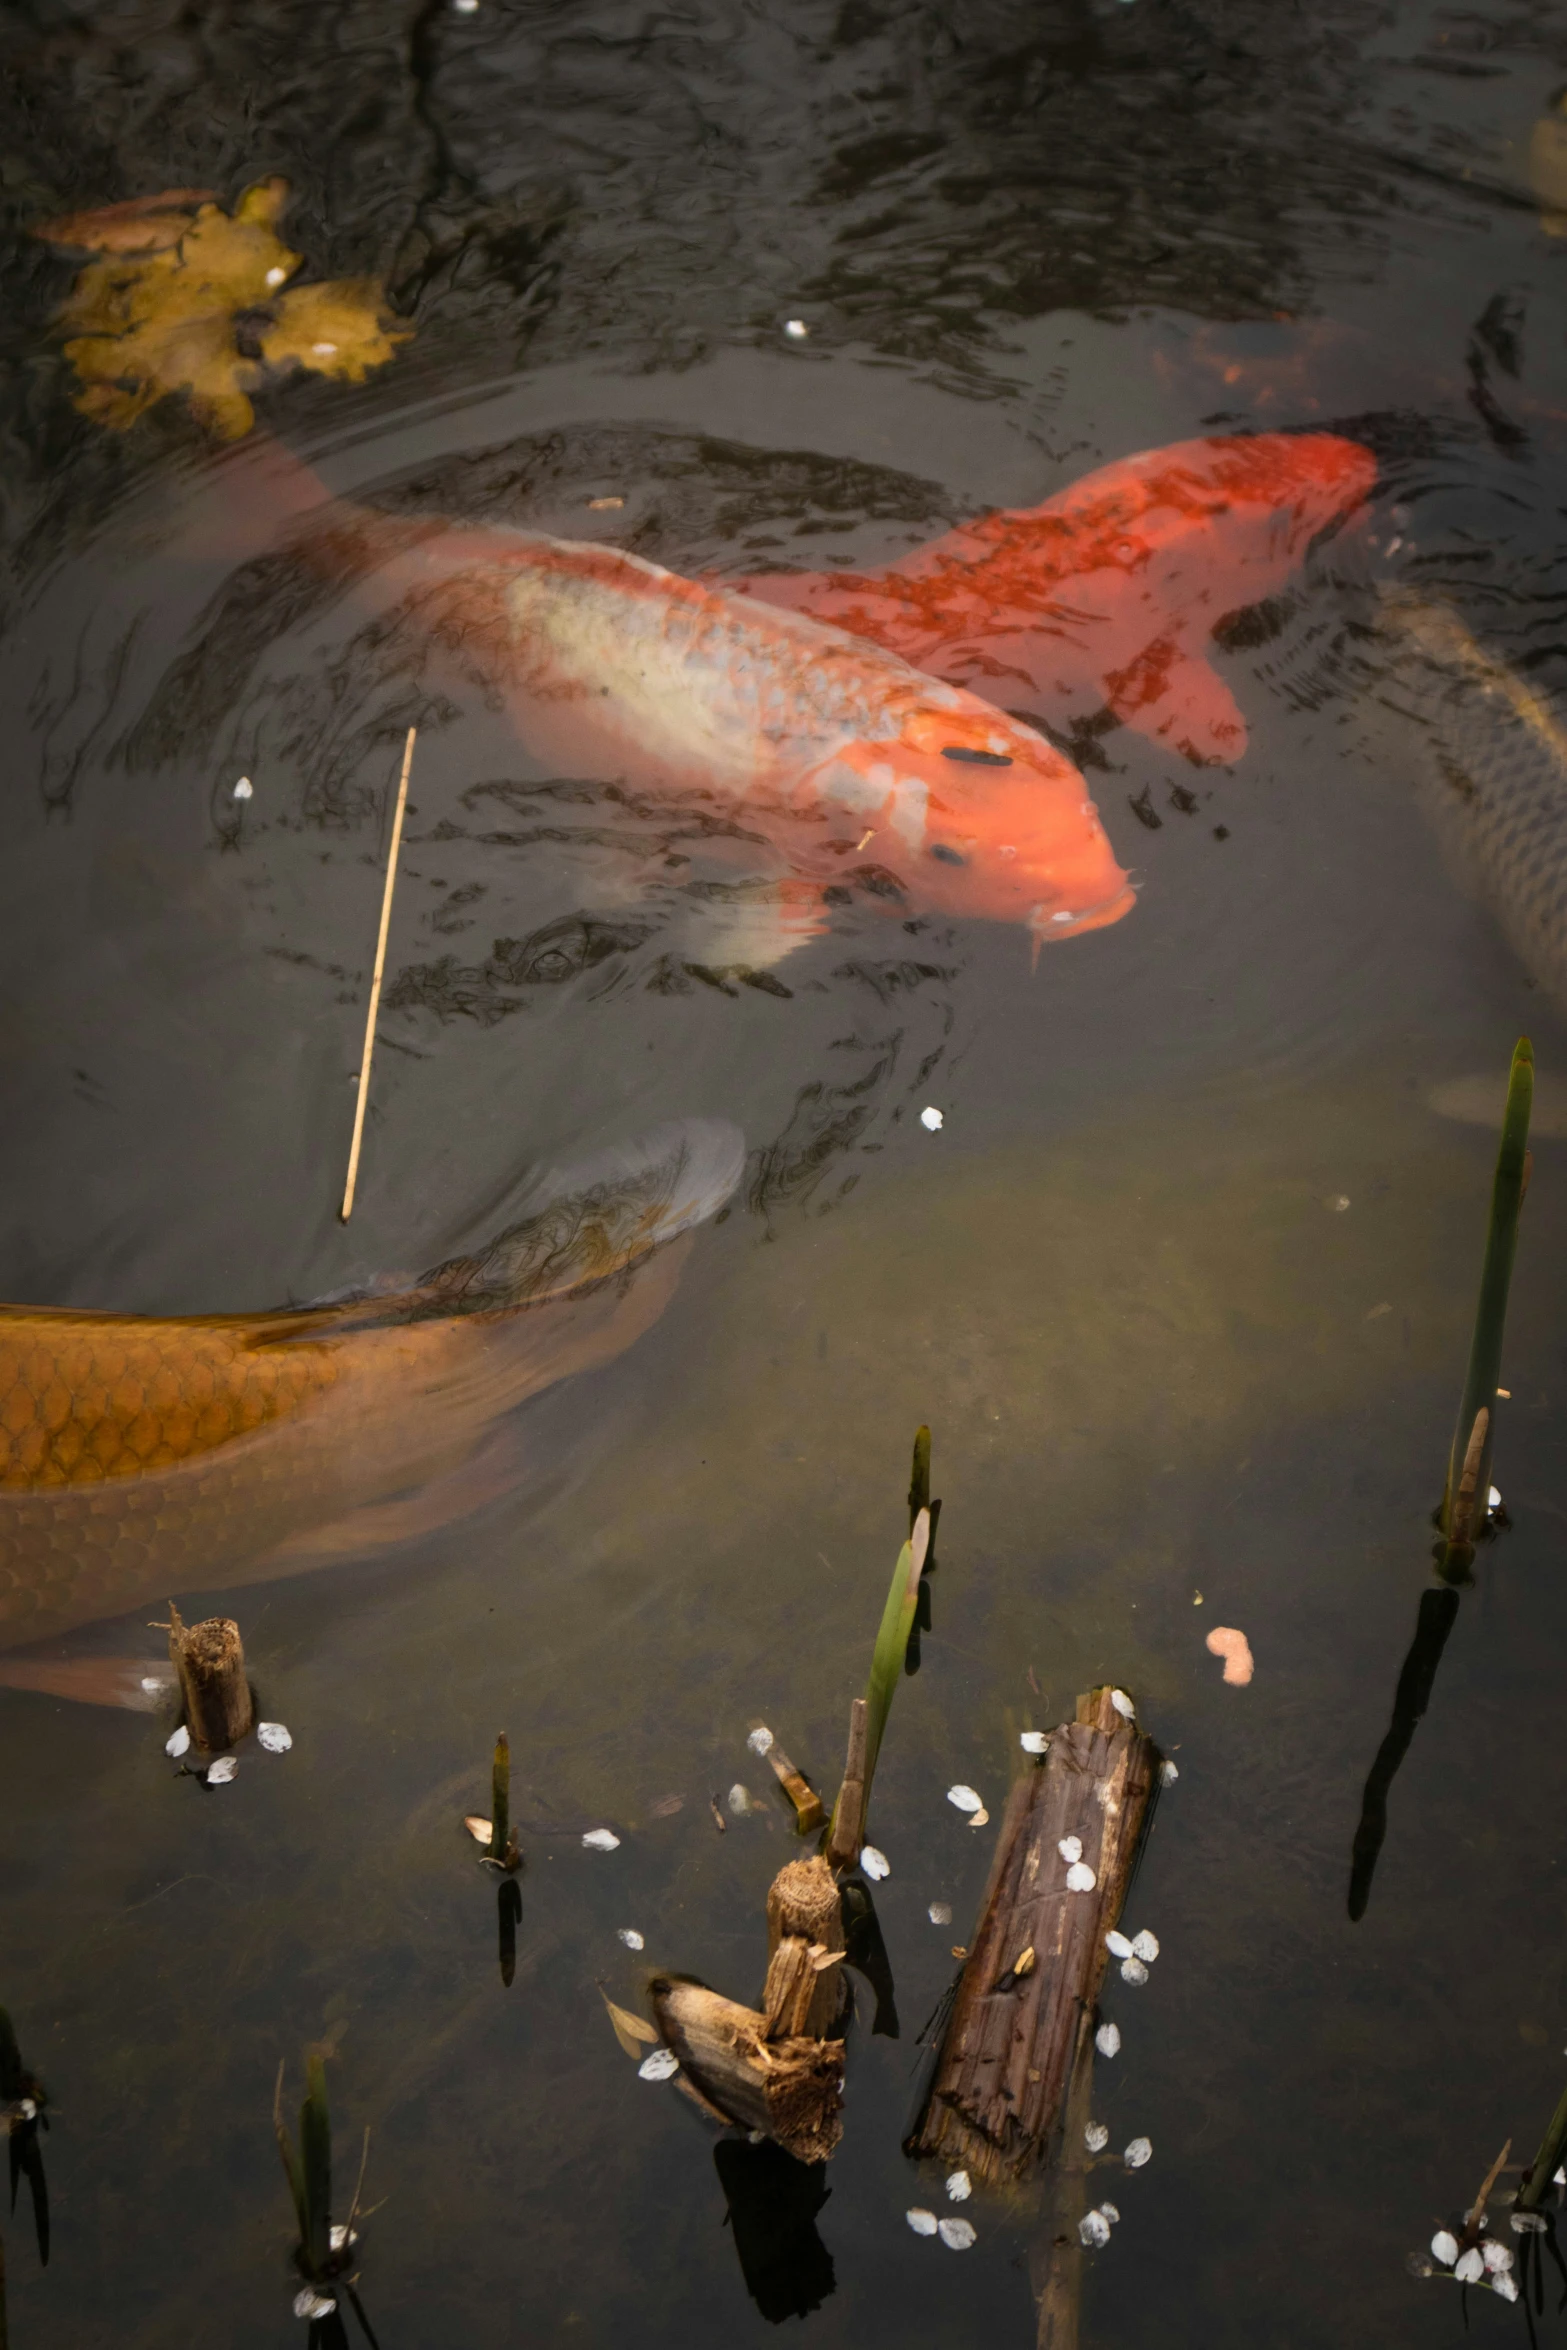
[{"xmin": 4, "ymin": 0, "xmax": 1567, "ymax": 2341}]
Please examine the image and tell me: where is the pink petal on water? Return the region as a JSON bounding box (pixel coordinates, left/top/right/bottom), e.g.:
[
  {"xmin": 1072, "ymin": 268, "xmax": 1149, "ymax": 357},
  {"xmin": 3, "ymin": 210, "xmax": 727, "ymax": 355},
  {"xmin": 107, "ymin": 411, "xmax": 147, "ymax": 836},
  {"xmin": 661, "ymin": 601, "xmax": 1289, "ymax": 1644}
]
[{"xmin": 1205, "ymin": 1626, "xmax": 1254, "ymax": 1686}]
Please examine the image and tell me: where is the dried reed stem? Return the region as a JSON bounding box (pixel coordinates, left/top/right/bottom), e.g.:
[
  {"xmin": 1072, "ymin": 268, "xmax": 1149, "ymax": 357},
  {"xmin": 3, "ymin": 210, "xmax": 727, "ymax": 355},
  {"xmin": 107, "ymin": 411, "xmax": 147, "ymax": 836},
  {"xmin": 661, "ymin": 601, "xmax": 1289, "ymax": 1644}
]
[{"xmin": 340, "ymin": 726, "xmax": 416, "ymax": 1222}]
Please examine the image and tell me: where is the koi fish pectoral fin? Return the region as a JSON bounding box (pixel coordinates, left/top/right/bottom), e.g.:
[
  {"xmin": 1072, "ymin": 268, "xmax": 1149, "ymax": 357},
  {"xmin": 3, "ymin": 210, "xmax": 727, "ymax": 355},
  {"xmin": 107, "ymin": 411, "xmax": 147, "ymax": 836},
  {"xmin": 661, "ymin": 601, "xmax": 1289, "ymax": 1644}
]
[
  {"xmin": 670, "ymin": 878, "xmax": 830, "ymax": 973},
  {"xmin": 1102, "ymin": 643, "xmax": 1250, "ymax": 766},
  {"xmin": 261, "ymin": 1419, "xmax": 529, "ymax": 1567},
  {"xmin": 0, "ymin": 1653, "xmax": 176, "ymax": 1711}
]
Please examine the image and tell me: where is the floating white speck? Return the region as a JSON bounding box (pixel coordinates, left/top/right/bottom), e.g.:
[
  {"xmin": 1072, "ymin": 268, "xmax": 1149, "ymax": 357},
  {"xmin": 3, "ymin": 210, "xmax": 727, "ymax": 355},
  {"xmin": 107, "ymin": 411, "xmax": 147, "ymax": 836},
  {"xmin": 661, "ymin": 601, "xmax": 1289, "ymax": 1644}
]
[
  {"xmin": 906, "ymin": 2207, "xmax": 938, "ymax": 2236},
  {"xmin": 453, "ymin": 0, "xmax": 479, "ymax": 11},
  {"xmin": 1066, "ymin": 1861, "xmax": 1096, "ymax": 1892},
  {"xmin": 206, "ymin": 1755, "xmax": 237, "ymax": 1784},
  {"xmin": 265, "ymin": 267, "xmax": 287, "ymax": 288},
  {"xmin": 947, "ymin": 1785, "xmax": 983, "ymax": 1813},
  {"xmin": 945, "ymin": 2170, "xmax": 971, "ymax": 2201},
  {"xmin": 784, "ymin": 318, "xmax": 810, "ymax": 339},
  {"xmin": 582, "ymin": 1828, "xmax": 620, "ymax": 1851},
  {"xmin": 1096, "ymin": 2022, "xmax": 1121, "ymax": 2058},
  {"xmin": 938, "ymin": 2217, "xmax": 976, "ymax": 2250},
  {"xmin": 1123, "ymin": 2136, "xmax": 1152, "ymax": 2169},
  {"xmin": 233, "ymin": 776, "xmax": 253, "ymax": 800},
  {"xmin": 166, "ymin": 1725, "xmax": 190, "ymax": 1758},
  {"xmin": 328, "ymin": 2225, "xmax": 356, "ymax": 2253},
  {"xmin": 1120, "ymin": 1956, "xmax": 1148, "ymax": 1986},
  {"xmin": 638, "ymin": 2047, "xmax": 679, "ymax": 2081},
  {"xmin": 920, "ymin": 1106, "xmax": 944, "ymax": 1131},
  {"xmin": 311, "ymin": 341, "xmax": 338, "ymax": 357},
  {"xmin": 929, "ymin": 1902, "xmax": 952, "ymax": 1925},
  {"xmin": 1494, "ymin": 2273, "xmax": 1520, "ymax": 2302},
  {"xmin": 1079, "ymin": 2209, "xmax": 1111, "ymax": 2248},
  {"xmin": 1105, "ymin": 1929, "xmax": 1133, "ymax": 1959},
  {"xmin": 1058, "ymin": 1836, "xmax": 1083, "ymax": 1864},
  {"xmin": 1160, "ymin": 1759, "xmax": 1179, "ymax": 1784},
  {"xmin": 1511, "ymin": 2213, "xmax": 1546, "ymax": 2236},
  {"xmin": 1085, "ymin": 2122, "xmax": 1109, "ymax": 2153},
  {"xmin": 1488, "ymin": 1486, "xmax": 1502, "ymax": 1509},
  {"xmin": 618, "ymin": 1929, "xmax": 645, "ymax": 1950},
  {"xmin": 861, "ymin": 1845, "xmax": 890, "ymax": 1880},
  {"xmin": 17, "ymin": 2100, "xmax": 34, "ymax": 2121},
  {"xmin": 1556, "ymin": 2166, "xmax": 1566, "ymax": 2185},
  {"xmin": 1110, "ymin": 1689, "xmax": 1134, "ymax": 1719},
  {"xmin": 747, "ymin": 1726, "xmax": 774, "ymax": 1755},
  {"xmin": 1482, "ymin": 2242, "xmax": 1513, "ymax": 2275},
  {"xmin": 728, "ymin": 1783, "xmax": 752, "ymax": 1815},
  {"xmin": 1130, "ymin": 1930, "xmax": 1159, "ymax": 1964},
  {"xmin": 140, "ymin": 1676, "xmax": 162, "ymax": 1693},
  {"xmin": 257, "ymin": 1722, "xmax": 292, "ymax": 1754},
  {"xmin": 1098, "ymin": 2201, "xmax": 1120, "ymax": 2225},
  {"xmin": 294, "ymin": 2287, "xmax": 336, "ymax": 2319},
  {"xmin": 1327, "ymin": 1194, "xmax": 1351, "ymax": 1212},
  {"xmin": 1454, "ymin": 2247, "xmax": 1484, "ymax": 2285},
  {"xmin": 1020, "ymin": 1731, "xmax": 1049, "ymax": 1755}
]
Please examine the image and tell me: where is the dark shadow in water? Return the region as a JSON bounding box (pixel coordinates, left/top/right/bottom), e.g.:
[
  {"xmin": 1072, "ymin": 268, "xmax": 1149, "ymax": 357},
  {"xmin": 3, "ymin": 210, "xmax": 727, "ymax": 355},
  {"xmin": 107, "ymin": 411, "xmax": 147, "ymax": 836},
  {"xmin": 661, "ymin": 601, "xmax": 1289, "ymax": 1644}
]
[
  {"xmin": 839, "ymin": 1876, "xmax": 899, "ymax": 2041},
  {"xmin": 1, "ymin": 2006, "xmax": 48, "ymax": 2277},
  {"xmin": 1347, "ymin": 1584, "xmax": 1461, "ymax": 1921},
  {"xmin": 713, "ymin": 2135, "xmax": 835, "ymax": 2325},
  {"xmin": 497, "ymin": 1876, "xmax": 522, "ymax": 1988}
]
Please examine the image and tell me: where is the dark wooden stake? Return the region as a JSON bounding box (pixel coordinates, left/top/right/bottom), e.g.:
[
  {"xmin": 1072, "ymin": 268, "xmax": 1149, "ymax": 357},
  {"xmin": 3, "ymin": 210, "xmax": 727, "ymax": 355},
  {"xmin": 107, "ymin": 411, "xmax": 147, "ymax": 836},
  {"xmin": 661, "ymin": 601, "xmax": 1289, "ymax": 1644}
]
[
  {"xmin": 167, "ymin": 1602, "xmax": 253, "ymax": 1753},
  {"xmin": 825, "ymin": 1698, "xmax": 868, "ymax": 1869},
  {"xmin": 906, "ymin": 1686, "xmax": 1158, "ymax": 2184}
]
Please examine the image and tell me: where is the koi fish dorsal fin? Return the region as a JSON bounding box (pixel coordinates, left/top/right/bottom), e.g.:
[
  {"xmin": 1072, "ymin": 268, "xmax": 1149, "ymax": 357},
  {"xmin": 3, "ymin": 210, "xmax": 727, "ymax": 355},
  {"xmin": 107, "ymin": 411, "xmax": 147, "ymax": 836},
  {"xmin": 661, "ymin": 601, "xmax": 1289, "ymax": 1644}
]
[{"xmin": 731, "ymin": 432, "xmax": 1375, "ymax": 764}]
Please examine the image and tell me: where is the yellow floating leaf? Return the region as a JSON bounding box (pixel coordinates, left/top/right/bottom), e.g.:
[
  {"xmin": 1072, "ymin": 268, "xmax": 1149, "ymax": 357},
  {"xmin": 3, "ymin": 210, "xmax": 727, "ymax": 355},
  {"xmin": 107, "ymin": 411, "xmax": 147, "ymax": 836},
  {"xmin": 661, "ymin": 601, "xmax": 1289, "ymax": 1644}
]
[
  {"xmin": 599, "ymin": 1988, "xmax": 657, "ymax": 2060},
  {"xmin": 258, "ymin": 279, "xmax": 412, "ymax": 385}
]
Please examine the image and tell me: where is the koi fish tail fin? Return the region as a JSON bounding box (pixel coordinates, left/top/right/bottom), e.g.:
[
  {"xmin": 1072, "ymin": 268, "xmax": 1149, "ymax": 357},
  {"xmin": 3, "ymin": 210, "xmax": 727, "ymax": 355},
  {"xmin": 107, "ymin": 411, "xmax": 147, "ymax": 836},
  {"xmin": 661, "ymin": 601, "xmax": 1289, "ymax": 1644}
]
[
  {"xmin": 731, "ymin": 430, "xmax": 1376, "ymax": 763},
  {"xmin": 416, "ymin": 1115, "xmax": 746, "ymax": 1312},
  {"xmin": 171, "ymin": 430, "xmax": 344, "ymax": 565}
]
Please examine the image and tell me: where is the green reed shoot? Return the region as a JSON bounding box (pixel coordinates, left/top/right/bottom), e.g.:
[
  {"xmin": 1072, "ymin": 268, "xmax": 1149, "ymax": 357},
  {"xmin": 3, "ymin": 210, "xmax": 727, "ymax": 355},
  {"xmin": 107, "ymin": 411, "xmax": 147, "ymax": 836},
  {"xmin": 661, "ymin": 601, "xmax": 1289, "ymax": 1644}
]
[
  {"xmin": 1439, "ymin": 1038, "xmax": 1533, "ymax": 1580},
  {"xmin": 863, "ymin": 1509, "xmax": 930, "ymax": 1796},
  {"xmin": 275, "ymin": 2055, "xmax": 332, "ymax": 2278},
  {"xmin": 1517, "ymin": 2074, "xmax": 1567, "ymax": 2215},
  {"xmin": 908, "ymin": 1424, "xmax": 931, "ymax": 1533},
  {"xmin": 490, "ymin": 1735, "xmax": 510, "ymax": 1866}
]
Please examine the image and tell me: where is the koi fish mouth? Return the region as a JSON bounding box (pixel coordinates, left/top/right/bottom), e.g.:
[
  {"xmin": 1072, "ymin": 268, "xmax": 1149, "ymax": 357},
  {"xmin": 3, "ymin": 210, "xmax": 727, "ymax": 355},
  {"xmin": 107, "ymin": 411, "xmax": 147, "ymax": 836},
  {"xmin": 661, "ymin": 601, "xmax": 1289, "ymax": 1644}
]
[{"xmin": 1028, "ymin": 885, "xmax": 1139, "ymax": 965}]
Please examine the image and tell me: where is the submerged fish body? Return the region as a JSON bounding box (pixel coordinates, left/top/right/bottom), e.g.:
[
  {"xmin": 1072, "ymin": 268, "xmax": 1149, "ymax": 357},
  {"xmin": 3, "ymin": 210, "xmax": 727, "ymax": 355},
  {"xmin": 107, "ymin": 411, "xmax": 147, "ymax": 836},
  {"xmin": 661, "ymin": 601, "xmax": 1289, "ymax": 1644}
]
[
  {"xmin": 733, "ymin": 431, "xmax": 1378, "ymax": 767},
  {"xmin": 1376, "ymin": 585, "xmax": 1567, "ymax": 1008},
  {"xmin": 0, "ymin": 1119, "xmax": 742, "ymax": 1654}
]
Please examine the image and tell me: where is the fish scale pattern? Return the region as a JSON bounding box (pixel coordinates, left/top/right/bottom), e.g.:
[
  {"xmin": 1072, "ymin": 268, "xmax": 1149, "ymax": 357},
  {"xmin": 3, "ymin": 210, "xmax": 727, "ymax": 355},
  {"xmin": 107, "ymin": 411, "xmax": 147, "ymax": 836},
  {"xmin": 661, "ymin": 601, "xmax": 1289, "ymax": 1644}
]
[{"xmin": 0, "ymin": 1313, "xmax": 339, "ymax": 1489}]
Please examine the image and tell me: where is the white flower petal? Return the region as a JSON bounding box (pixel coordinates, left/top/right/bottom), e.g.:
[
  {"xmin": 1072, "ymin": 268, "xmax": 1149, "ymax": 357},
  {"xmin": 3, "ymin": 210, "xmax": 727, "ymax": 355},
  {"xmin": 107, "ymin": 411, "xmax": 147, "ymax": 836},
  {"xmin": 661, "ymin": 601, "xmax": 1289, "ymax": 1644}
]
[
  {"xmin": 206, "ymin": 1755, "xmax": 237, "ymax": 1784},
  {"xmin": 1066, "ymin": 1861, "xmax": 1096, "ymax": 1892},
  {"xmin": 1058, "ymin": 1836, "xmax": 1083, "ymax": 1864},
  {"xmin": 1123, "ymin": 2136, "xmax": 1152, "ymax": 2169},
  {"xmin": 1431, "ymin": 2231, "xmax": 1459, "ymax": 2266},
  {"xmin": 920, "ymin": 1106, "xmax": 944, "ymax": 1131},
  {"xmin": 747, "ymin": 1726, "xmax": 774, "ymax": 1755},
  {"xmin": 1482, "ymin": 2242, "xmax": 1513, "ymax": 2274},
  {"xmin": 1512, "ymin": 2214, "xmax": 1547, "ymax": 2235},
  {"xmin": 1104, "ymin": 1930, "xmax": 1133, "ymax": 1959},
  {"xmin": 257, "ymin": 1722, "xmax": 292, "ymax": 1754},
  {"xmin": 1488, "ymin": 1486, "xmax": 1502, "ymax": 1509},
  {"xmin": 1078, "ymin": 2210, "xmax": 1111, "ymax": 2248},
  {"xmin": 1110, "ymin": 1689, "xmax": 1134, "ymax": 1718},
  {"xmin": 784, "ymin": 318, "xmax": 810, "ymax": 340},
  {"xmin": 294, "ymin": 2288, "xmax": 336, "ymax": 2318},
  {"xmin": 947, "ymin": 1785, "xmax": 983, "ymax": 1813},
  {"xmin": 1021, "ymin": 1730, "xmax": 1049, "ymax": 1754},
  {"xmin": 582, "ymin": 1828, "xmax": 621, "ymax": 1851},
  {"xmin": 1493, "ymin": 2273, "xmax": 1520, "ymax": 2302},
  {"xmin": 1454, "ymin": 2247, "xmax": 1484, "ymax": 2285},
  {"xmin": 638, "ymin": 2046, "xmax": 680, "ymax": 2081},
  {"xmin": 937, "ymin": 2217, "xmax": 976, "ymax": 2250},
  {"xmin": 328, "ymin": 2225, "xmax": 356, "ymax": 2252},
  {"xmin": 1085, "ymin": 2122, "xmax": 1109, "ymax": 2153},
  {"xmin": 233, "ymin": 776, "xmax": 254, "ymax": 800},
  {"xmin": 861, "ymin": 1845, "xmax": 890, "ymax": 1880},
  {"xmin": 1120, "ymin": 1956, "xmax": 1148, "ymax": 1986},
  {"xmin": 1130, "ymin": 1930, "xmax": 1159, "ymax": 1964},
  {"xmin": 1160, "ymin": 1759, "xmax": 1180, "ymax": 1784},
  {"xmin": 728, "ymin": 1783, "xmax": 752, "ymax": 1814},
  {"xmin": 906, "ymin": 2207, "xmax": 938, "ymax": 2236},
  {"xmin": 1098, "ymin": 2201, "xmax": 1121, "ymax": 2225},
  {"xmin": 945, "ymin": 2171, "xmax": 971, "ymax": 2201},
  {"xmin": 928, "ymin": 1902, "xmax": 952, "ymax": 1925},
  {"xmin": 1095, "ymin": 2022, "xmax": 1121, "ymax": 2058},
  {"xmin": 165, "ymin": 1725, "xmax": 190, "ymax": 1758},
  {"xmin": 969, "ymin": 1806, "xmax": 990, "ymax": 1828},
  {"xmin": 618, "ymin": 1929, "xmax": 645, "ymax": 1950}
]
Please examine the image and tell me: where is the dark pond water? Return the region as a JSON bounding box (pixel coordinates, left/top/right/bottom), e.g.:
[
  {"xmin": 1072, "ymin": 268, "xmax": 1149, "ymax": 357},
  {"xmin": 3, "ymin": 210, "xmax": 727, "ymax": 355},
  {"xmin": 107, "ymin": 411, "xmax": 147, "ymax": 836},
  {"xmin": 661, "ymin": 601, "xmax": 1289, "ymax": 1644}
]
[{"xmin": 5, "ymin": 0, "xmax": 1567, "ymax": 2342}]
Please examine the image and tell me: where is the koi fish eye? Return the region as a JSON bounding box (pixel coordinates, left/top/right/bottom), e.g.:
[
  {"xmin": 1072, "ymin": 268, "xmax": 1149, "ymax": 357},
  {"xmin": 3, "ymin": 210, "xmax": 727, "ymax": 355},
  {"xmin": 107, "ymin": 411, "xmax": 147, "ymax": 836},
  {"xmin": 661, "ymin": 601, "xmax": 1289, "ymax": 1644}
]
[
  {"xmin": 941, "ymin": 746, "xmax": 1013, "ymax": 766},
  {"xmin": 930, "ymin": 843, "xmax": 967, "ymax": 866}
]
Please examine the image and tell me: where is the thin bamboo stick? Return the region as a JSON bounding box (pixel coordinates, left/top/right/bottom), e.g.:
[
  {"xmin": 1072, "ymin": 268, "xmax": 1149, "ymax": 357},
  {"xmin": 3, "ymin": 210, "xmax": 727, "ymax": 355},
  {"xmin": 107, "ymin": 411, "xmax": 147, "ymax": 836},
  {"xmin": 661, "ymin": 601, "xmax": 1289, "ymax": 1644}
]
[{"xmin": 340, "ymin": 727, "xmax": 416, "ymax": 1222}]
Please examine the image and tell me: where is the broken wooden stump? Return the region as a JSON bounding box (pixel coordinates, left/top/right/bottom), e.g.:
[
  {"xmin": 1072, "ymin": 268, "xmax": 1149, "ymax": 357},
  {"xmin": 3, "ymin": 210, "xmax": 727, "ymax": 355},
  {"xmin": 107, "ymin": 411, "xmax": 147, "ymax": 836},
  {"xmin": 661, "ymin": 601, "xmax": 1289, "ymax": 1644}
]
[
  {"xmin": 766, "ymin": 1745, "xmax": 826, "ymax": 1834},
  {"xmin": 651, "ymin": 1978, "xmax": 845, "ymax": 2164},
  {"xmin": 906, "ymin": 1685, "xmax": 1159, "ymax": 2185},
  {"xmin": 167, "ymin": 1601, "xmax": 253, "ymax": 1753},
  {"xmin": 765, "ymin": 1856, "xmax": 847, "ymax": 2039}
]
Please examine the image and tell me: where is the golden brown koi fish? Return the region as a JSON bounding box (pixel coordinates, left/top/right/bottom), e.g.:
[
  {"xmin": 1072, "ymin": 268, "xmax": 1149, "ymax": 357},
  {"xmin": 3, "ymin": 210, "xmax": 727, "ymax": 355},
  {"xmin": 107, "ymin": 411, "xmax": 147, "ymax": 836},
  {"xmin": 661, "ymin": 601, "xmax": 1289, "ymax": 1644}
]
[{"xmin": 0, "ymin": 1118, "xmax": 741, "ymax": 1680}]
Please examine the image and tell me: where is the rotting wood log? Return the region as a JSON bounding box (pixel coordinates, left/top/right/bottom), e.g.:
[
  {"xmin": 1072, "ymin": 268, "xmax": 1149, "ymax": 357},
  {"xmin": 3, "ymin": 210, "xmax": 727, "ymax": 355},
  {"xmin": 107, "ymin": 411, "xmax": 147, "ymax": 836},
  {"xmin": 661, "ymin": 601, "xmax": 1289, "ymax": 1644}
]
[
  {"xmin": 906, "ymin": 1686, "xmax": 1158, "ymax": 2185},
  {"xmin": 766, "ymin": 1857, "xmax": 846, "ymax": 2038},
  {"xmin": 651, "ymin": 1978, "xmax": 844, "ymax": 2165},
  {"xmin": 167, "ymin": 1602, "xmax": 253, "ymax": 1753},
  {"xmin": 1031, "ymin": 2004, "xmax": 1096, "ymax": 2350}
]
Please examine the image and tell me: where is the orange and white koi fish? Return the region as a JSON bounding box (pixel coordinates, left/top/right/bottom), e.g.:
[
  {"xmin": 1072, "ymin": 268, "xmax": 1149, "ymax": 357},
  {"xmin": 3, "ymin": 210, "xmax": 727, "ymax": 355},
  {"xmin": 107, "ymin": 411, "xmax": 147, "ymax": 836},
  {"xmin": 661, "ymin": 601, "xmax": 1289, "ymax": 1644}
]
[{"xmin": 205, "ymin": 428, "xmax": 1374, "ymax": 963}]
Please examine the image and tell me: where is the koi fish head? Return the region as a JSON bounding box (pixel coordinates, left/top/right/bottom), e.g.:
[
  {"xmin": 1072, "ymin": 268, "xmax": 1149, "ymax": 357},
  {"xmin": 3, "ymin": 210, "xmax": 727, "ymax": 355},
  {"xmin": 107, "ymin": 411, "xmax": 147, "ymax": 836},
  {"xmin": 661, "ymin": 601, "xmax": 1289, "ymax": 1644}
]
[{"xmin": 808, "ymin": 694, "xmax": 1135, "ymax": 951}]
